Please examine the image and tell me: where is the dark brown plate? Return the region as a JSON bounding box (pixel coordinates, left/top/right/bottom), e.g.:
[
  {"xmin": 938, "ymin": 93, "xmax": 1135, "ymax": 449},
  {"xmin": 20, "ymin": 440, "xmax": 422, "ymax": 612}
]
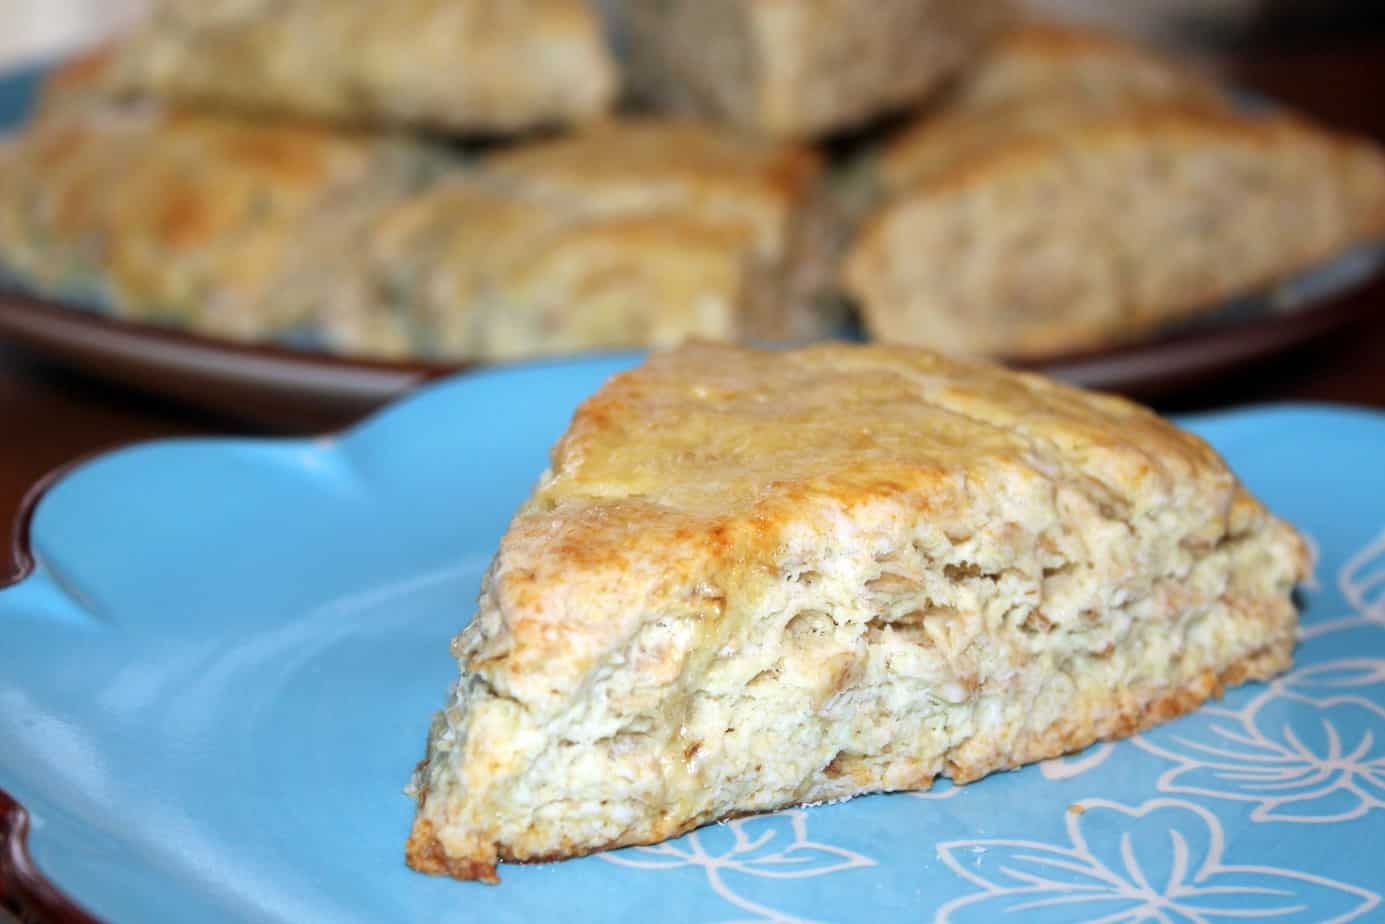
[
  {"xmin": 1, "ymin": 50, "xmax": 1382, "ymax": 433},
  {"xmin": 3, "ymin": 239, "xmax": 1383, "ymax": 431}
]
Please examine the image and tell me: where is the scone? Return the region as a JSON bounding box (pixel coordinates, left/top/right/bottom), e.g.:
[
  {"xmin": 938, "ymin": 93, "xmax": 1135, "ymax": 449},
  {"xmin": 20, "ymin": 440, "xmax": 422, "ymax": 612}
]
[
  {"xmin": 618, "ymin": 0, "xmax": 1011, "ymax": 138},
  {"xmin": 829, "ymin": 20, "xmax": 1227, "ymax": 226},
  {"xmin": 406, "ymin": 341, "xmax": 1308, "ymax": 883},
  {"xmin": 876, "ymin": 88, "xmax": 1228, "ymax": 200},
  {"xmin": 0, "ymin": 103, "xmax": 831, "ymax": 359},
  {"xmin": 31, "ymin": 44, "xmax": 123, "ymax": 115},
  {"xmin": 319, "ymin": 178, "xmax": 765, "ymax": 360},
  {"xmin": 483, "ymin": 120, "xmax": 834, "ymax": 341},
  {"xmin": 945, "ymin": 20, "xmax": 1223, "ymax": 111},
  {"xmin": 0, "ymin": 105, "xmax": 443, "ymax": 341},
  {"xmin": 319, "ymin": 119, "xmax": 834, "ymax": 360},
  {"xmin": 845, "ymin": 106, "xmax": 1385, "ymax": 359},
  {"xmin": 107, "ymin": 0, "xmax": 619, "ymax": 135}
]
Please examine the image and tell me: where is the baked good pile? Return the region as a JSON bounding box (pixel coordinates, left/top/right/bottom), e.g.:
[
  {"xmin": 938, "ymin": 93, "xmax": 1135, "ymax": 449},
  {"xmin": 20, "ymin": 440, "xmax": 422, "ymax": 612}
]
[{"xmin": 2, "ymin": 2, "xmax": 1380, "ymax": 362}]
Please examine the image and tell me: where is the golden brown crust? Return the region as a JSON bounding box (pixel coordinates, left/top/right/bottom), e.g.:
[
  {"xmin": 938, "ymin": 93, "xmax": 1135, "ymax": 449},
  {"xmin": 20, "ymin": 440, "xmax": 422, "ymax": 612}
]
[
  {"xmin": 947, "ymin": 638, "xmax": 1294, "ymax": 783},
  {"xmin": 406, "ymin": 343, "xmax": 1307, "ymax": 882},
  {"xmin": 877, "ymin": 94, "xmax": 1228, "ymax": 196},
  {"xmin": 482, "ymin": 119, "xmax": 822, "ymax": 272},
  {"xmin": 320, "ymin": 119, "xmax": 833, "ymax": 359},
  {"xmin": 406, "ymin": 634, "xmax": 1296, "ymax": 882},
  {"xmin": 111, "ymin": 0, "xmax": 618, "ymax": 135},
  {"xmin": 0, "ymin": 110, "xmax": 832, "ymax": 359},
  {"xmin": 0, "ymin": 105, "xmax": 434, "ymax": 337},
  {"xmin": 33, "ymin": 43, "xmax": 123, "ymax": 115},
  {"xmin": 620, "ymin": 0, "xmax": 1012, "ymax": 138},
  {"xmin": 946, "ymin": 19, "xmax": 1223, "ymax": 111}
]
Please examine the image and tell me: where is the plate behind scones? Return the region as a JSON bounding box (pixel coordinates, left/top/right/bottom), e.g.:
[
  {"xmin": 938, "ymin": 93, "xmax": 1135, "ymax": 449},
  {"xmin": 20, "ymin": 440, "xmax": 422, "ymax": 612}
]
[
  {"xmin": 1, "ymin": 61, "xmax": 1384, "ymax": 429},
  {"xmin": 2, "ymin": 355, "xmax": 1385, "ymax": 923}
]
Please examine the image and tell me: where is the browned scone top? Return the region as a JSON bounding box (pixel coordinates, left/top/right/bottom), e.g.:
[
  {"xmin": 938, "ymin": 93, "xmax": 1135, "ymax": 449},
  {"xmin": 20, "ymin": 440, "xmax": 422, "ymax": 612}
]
[
  {"xmin": 108, "ymin": 0, "xmax": 619, "ymax": 135},
  {"xmin": 846, "ymin": 105, "xmax": 1385, "ymax": 359},
  {"xmin": 407, "ymin": 342, "xmax": 1307, "ymax": 883},
  {"xmin": 313, "ymin": 118, "xmax": 832, "ymax": 360},
  {"xmin": 484, "ymin": 119, "xmax": 823, "ymax": 262},
  {"xmin": 0, "ymin": 104, "xmax": 439, "ymax": 339},
  {"xmin": 31, "ymin": 43, "xmax": 123, "ymax": 114},
  {"xmin": 877, "ymin": 82, "xmax": 1228, "ymax": 197},
  {"xmin": 945, "ymin": 20, "xmax": 1223, "ymax": 111},
  {"xmin": 827, "ymin": 20, "xmax": 1227, "ymax": 273},
  {"xmin": 618, "ymin": 0, "xmax": 1012, "ymax": 138},
  {"xmin": 0, "ymin": 99, "xmax": 836, "ymax": 360}
]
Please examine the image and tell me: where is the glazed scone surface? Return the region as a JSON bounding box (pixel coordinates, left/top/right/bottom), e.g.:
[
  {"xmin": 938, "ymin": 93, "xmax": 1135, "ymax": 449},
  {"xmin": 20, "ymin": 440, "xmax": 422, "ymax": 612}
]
[
  {"xmin": 111, "ymin": 0, "xmax": 619, "ymax": 135},
  {"xmin": 407, "ymin": 341, "xmax": 1307, "ymax": 882}
]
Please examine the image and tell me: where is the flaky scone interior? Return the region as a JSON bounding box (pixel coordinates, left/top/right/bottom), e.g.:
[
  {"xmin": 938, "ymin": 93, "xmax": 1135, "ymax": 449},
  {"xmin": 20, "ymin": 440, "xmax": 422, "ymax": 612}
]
[{"xmin": 407, "ymin": 342, "xmax": 1307, "ymax": 883}]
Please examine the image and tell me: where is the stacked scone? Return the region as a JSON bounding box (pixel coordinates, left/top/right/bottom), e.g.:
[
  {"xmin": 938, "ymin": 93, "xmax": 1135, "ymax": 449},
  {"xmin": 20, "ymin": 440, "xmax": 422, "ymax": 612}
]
[
  {"xmin": 0, "ymin": 4, "xmax": 1382, "ymax": 362},
  {"xmin": 0, "ymin": 0, "xmax": 1002, "ymax": 361},
  {"xmin": 843, "ymin": 22, "xmax": 1385, "ymax": 358}
]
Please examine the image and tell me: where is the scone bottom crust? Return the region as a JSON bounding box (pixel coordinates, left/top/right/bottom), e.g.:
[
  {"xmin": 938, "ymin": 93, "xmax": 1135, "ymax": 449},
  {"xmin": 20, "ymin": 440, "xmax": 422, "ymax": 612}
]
[{"xmin": 405, "ymin": 342, "xmax": 1308, "ymax": 884}]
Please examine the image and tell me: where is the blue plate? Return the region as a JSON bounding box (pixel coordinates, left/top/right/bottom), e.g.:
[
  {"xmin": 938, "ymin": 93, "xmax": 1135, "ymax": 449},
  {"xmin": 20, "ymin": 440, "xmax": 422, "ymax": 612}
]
[{"xmin": 3, "ymin": 357, "xmax": 1384, "ymax": 923}]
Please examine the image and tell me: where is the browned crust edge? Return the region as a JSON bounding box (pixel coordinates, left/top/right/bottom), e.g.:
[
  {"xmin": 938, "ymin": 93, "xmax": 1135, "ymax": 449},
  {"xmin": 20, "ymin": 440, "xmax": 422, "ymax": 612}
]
[{"xmin": 405, "ymin": 636, "xmax": 1295, "ymax": 884}]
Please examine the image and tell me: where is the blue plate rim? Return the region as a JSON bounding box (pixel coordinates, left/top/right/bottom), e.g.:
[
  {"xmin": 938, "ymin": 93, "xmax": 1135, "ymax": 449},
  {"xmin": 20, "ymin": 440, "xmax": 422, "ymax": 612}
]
[{"xmin": 2, "ymin": 369, "xmax": 1384, "ymax": 923}]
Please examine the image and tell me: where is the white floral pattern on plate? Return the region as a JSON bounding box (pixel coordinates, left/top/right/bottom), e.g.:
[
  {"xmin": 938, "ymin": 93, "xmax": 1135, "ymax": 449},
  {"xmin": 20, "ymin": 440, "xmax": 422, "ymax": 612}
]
[
  {"xmin": 1301, "ymin": 527, "xmax": 1385, "ymax": 640},
  {"xmin": 1136, "ymin": 658, "xmax": 1385, "ymax": 823},
  {"xmin": 1038, "ymin": 525, "xmax": 1377, "ymax": 784},
  {"xmin": 1041, "ymin": 743, "xmax": 1118, "ymax": 781},
  {"xmin": 599, "ymin": 810, "xmax": 875, "ymax": 924},
  {"xmin": 935, "ymin": 798, "xmax": 1381, "ymax": 923}
]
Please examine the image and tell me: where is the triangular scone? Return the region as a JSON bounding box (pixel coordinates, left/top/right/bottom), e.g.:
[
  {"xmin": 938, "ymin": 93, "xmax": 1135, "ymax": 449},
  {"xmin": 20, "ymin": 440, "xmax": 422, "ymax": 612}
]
[
  {"xmin": 318, "ymin": 120, "xmax": 833, "ymax": 360},
  {"xmin": 0, "ymin": 104, "xmax": 439, "ymax": 342},
  {"xmin": 845, "ymin": 107, "xmax": 1385, "ymax": 359},
  {"xmin": 407, "ymin": 342, "xmax": 1307, "ymax": 883},
  {"xmin": 324, "ymin": 178, "xmax": 763, "ymax": 361}
]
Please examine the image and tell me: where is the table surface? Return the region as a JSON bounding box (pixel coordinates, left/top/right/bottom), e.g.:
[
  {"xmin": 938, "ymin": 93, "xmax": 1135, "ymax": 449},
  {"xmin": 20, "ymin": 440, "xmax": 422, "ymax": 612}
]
[{"xmin": 3, "ymin": 36, "xmax": 1385, "ymax": 555}]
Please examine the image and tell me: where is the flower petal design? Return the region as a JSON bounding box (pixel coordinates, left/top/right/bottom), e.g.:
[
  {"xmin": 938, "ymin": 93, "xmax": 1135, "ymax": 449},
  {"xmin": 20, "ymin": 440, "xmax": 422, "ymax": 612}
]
[
  {"xmin": 598, "ymin": 810, "xmax": 875, "ymax": 922},
  {"xmin": 936, "ymin": 888, "xmax": 1144, "ymax": 924},
  {"xmin": 1281, "ymin": 659, "xmax": 1385, "ymax": 696},
  {"xmin": 1135, "ymin": 666, "xmax": 1385, "ymax": 823},
  {"xmin": 1171, "ymin": 867, "xmax": 1381, "ymax": 923},
  {"xmin": 1300, "ymin": 529, "xmax": 1385, "ymax": 640},
  {"xmin": 1039, "ymin": 743, "xmax": 1116, "ymax": 781},
  {"xmin": 599, "ymin": 841, "xmax": 694, "ymax": 871},
  {"xmin": 727, "ymin": 839, "xmax": 876, "ymax": 880},
  {"xmin": 936, "ymin": 839, "xmax": 1122, "ymax": 895},
  {"xmin": 935, "ymin": 798, "xmax": 1381, "ymax": 923},
  {"xmin": 1067, "ymin": 801, "xmax": 1219, "ymax": 900},
  {"xmin": 689, "ymin": 813, "xmax": 802, "ymax": 865},
  {"xmin": 1341, "ymin": 528, "xmax": 1385, "ymax": 621},
  {"xmin": 715, "ymin": 812, "xmax": 875, "ymax": 879},
  {"xmin": 911, "ymin": 779, "xmax": 963, "ymax": 800}
]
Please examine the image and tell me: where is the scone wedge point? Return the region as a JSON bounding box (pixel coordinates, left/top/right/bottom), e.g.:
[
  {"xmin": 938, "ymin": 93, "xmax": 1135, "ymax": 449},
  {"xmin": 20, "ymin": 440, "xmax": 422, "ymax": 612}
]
[{"xmin": 406, "ymin": 342, "xmax": 1307, "ymax": 883}]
